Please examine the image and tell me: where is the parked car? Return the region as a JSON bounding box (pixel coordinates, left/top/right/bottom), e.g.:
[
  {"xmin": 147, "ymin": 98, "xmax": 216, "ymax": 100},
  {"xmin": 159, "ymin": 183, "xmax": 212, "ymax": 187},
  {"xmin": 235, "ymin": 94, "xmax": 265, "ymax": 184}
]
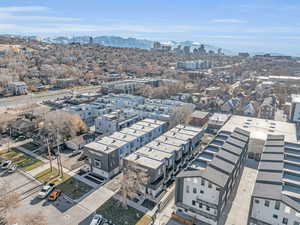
[
  {"xmin": 80, "ymin": 165, "xmax": 90, "ymax": 174},
  {"xmin": 0, "ymin": 160, "xmax": 12, "ymax": 170},
  {"xmin": 78, "ymin": 154, "xmax": 87, "ymax": 161},
  {"xmin": 7, "ymin": 164, "xmax": 17, "ymax": 173},
  {"xmin": 69, "ymin": 150, "xmax": 82, "ymax": 158},
  {"xmin": 48, "ymin": 189, "xmax": 62, "ymax": 201},
  {"xmin": 90, "ymin": 214, "xmax": 103, "ymax": 225},
  {"xmin": 38, "ymin": 183, "xmax": 55, "ymax": 199}
]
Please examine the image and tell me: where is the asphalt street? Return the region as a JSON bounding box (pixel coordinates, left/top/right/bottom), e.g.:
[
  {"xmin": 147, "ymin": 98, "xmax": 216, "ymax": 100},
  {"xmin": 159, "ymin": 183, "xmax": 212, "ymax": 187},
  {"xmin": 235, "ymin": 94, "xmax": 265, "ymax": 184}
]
[{"xmin": 0, "ymin": 86, "xmax": 101, "ymax": 110}]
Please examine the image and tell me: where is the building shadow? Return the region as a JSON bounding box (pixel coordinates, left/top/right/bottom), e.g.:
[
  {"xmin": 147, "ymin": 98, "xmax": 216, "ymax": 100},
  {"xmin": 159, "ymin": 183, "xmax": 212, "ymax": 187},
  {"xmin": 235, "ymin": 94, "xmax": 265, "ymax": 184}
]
[{"xmin": 245, "ymin": 158, "xmax": 259, "ymax": 169}]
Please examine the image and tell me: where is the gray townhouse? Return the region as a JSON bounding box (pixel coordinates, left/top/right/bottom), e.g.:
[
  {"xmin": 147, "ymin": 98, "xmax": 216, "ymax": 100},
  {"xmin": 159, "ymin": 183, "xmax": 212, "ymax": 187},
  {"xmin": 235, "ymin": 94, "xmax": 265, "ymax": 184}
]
[
  {"xmin": 248, "ymin": 135, "xmax": 300, "ymax": 225},
  {"xmin": 174, "ymin": 128, "xmax": 250, "ymax": 225},
  {"xmin": 123, "ymin": 125, "xmax": 205, "ymax": 202},
  {"xmin": 84, "ymin": 119, "xmax": 168, "ymax": 179}
]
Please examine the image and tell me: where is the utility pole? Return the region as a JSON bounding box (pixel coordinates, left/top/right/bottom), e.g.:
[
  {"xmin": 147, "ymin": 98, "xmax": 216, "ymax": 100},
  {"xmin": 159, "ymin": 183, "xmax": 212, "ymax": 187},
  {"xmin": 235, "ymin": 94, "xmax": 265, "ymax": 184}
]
[
  {"xmin": 46, "ymin": 138, "xmax": 53, "ymax": 172},
  {"xmin": 7, "ymin": 127, "xmax": 11, "ymax": 152},
  {"xmin": 56, "ymin": 129, "xmax": 63, "ymax": 178}
]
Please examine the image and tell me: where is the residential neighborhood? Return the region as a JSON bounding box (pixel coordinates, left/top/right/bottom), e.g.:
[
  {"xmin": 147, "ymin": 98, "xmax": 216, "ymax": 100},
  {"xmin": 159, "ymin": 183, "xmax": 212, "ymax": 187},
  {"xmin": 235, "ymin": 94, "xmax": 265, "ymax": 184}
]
[{"xmin": 1, "ymin": 1, "xmax": 300, "ymax": 225}]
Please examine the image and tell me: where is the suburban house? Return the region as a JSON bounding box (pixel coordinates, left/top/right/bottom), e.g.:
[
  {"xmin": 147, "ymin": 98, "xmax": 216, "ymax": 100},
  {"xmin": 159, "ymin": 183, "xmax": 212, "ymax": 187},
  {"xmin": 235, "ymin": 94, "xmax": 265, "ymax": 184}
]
[
  {"xmin": 259, "ymin": 96, "xmax": 276, "ymax": 120},
  {"xmin": 189, "ymin": 111, "xmax": 210, "ymax": 127},
  {"xmin": 221, "ymin": 98, "xmax": 240, "ymax": 113},
  {"xmin": 10, "ymin": 119, "xmax": 37, "ymax": 136},
  {"xmin": 65, "ymin": 134, "xmax": 95, "ymax": 151},
  {"xmin": 207, "ymin": 113, "xmax": 231, "ymax": 134},
  {"xmin": 243, "ymin": 101, "xmax": 258, "ymax": 117}
]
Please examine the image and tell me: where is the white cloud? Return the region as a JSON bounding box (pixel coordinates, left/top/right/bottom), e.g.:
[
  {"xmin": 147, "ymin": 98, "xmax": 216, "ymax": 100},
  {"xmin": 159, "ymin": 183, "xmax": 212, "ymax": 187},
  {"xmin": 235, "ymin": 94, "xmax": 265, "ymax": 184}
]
[
  {"xmin": 0, "ymin": 23, "xmax": 227, "ymax": 34},
  {"xmin": 0, "ymin": 13, "xmax": 81, "ymax": 22},
  {"xmin": 211, "ymin": 19, "xmax": 247, "ymax": 24},
  {"xmin": 0, "ymin": 6, "xmax": 48, "ymax": 13}
]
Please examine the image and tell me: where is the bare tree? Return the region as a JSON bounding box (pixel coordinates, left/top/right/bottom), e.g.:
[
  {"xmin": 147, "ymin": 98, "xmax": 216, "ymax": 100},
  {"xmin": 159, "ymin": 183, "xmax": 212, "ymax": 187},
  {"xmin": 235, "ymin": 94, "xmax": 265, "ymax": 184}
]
[
  {"xmin": 43, "ymin": 111, "xmax": 87, "ymax": 142},
  {"xmin": 120, "ymin": 163, "xmax": 149, "ymax": 208},
  {"xmin": 0, "ymin": 113, "xmax": 16, "ymax": 134},
  {"xmin": 0, "ymin": 184, "xmax": 21, "ymax": 225},
  {"xmin": 169, "ymin": 105, "xmax": 193, "ymax": 128}
]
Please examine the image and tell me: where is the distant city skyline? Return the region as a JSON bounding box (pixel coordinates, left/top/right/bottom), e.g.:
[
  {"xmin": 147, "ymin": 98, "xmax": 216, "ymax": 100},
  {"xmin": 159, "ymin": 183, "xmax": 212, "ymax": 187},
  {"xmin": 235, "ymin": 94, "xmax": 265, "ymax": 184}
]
[{"xmin": 0, "ymin": 0, "xmax": 300, "ymax": 55}]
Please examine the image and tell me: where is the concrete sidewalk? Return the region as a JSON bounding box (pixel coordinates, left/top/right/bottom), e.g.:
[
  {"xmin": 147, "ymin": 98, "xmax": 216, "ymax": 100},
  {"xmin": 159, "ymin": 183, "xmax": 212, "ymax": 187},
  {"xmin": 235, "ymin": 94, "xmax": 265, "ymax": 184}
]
[
  {"xmin": 0, "ymin": 139, "xmax": 32, "ymax": 152},
  {"xmin": 78, "ymin": 186, "xmax": 115, "ymax": 212},
  {"xmin": 224, "ymin": 166, "xmax": 258, "ymax": 225}
]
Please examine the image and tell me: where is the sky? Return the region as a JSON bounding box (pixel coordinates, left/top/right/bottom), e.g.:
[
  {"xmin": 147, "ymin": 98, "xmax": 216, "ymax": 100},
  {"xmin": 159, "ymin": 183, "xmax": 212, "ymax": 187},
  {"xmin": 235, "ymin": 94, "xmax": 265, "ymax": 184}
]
[{"xmin": 0, "ymin": 0, "xmax": 300, "ymax": 55}]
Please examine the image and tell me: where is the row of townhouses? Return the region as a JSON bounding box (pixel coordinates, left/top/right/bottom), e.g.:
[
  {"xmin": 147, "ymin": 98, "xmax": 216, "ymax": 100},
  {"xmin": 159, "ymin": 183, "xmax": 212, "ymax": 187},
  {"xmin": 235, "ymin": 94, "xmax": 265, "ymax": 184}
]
[
  {"xmin": 84, "ymin": 119, "xmax": 168, "ymax": 179},
  {"xmin": 248, "ymin": 135, "xmax": 300, "ymax": 225},
  {"xmin": 63, "ymin": 94, "xmax": 194, "ymax": 128},
  {"xmin": 174, "ymin": 127, "xmax": 250, "ymax": 225},
  {"xmin": 123, "ymin": 125, "xmax": 205, "ymax": 202},
  {"xmin": 102, "ymin": 78, "xmax": 162, "ymax": 94},
  {"xmin": 95, "ymin": 110, "xmax": 141, "ymax": 134}
]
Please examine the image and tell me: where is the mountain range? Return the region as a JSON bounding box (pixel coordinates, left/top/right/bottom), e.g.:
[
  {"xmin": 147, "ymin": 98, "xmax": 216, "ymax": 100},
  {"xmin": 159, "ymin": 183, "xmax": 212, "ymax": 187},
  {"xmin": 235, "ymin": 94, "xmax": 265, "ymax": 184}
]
[
  {"xmin": 35, "ymin": 35, "xmax": 235, "ymax": 55},
  {"xmin": 4, "ymin": 34, "xmax": 295, "ymax": 57}
]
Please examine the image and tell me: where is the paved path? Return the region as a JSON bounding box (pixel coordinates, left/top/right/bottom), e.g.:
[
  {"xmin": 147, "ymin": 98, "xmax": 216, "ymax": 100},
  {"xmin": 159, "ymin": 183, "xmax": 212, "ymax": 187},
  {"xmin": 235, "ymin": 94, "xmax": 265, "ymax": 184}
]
[
  {"xmin": 0, "ymin": 139, "xmax": 32, "ymax": 152},
  {"xmin": 78, "ymin": 186, "xmax": 115, "ymax": 212},
  {"xmin": 224, "ymin": 166, "xmax": 258, "ymax": 225}
]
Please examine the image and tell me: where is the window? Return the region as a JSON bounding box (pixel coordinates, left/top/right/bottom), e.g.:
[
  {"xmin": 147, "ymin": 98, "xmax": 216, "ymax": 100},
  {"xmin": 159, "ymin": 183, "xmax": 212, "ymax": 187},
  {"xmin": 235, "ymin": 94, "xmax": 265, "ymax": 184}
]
[
  {"xmin": 273, "ymin": 214, "xmax": 278, "ymax": 219},
  {"xmin": 193, "ymin": 188, "xmax": 197, "ymax": 194},
  {"xmin": 282, "ymin": 218, "xmax": 288, "ymax": 224},
  {"xmin": 94, "ymin": 159, "xmax": 101, "ymax": 169},
  {"xmin": 186, "ymin": 185, "xmax": 190, "ymax": 193},
  {"xmin": 192, "ymin": 200, "xmax": 196, "ymax": 206},
  {"xmin": 200, "ymin": 190, "xmax": 204, "ymax": 194},
  {"xmin": 294, "ymin": 222, "xmax": 300, "ymax": 225},
  {"xmin": 255, "ymin": 199, "xmax": 260, "ymax": 204},
  {"xmin": 264, "ymin": 200, "xmax": 270, "ymax": 207},
  {"xmin": 206, "ymin": 206, "xmax": 210, "ymax": 211},
  {"xmin": 201, "ymin": 179, "xmax": 205, "ymax": 186},
  {"xmin": 199, "ymin": 203, "xmax": 203, "ymax": 208},
  {"xmin": 208, "ymin": 183, "xmax": 212, "ymax": 188},
  {"xmin": 275, "ymin": 201, "xmax": 280, "ymax": 210}
]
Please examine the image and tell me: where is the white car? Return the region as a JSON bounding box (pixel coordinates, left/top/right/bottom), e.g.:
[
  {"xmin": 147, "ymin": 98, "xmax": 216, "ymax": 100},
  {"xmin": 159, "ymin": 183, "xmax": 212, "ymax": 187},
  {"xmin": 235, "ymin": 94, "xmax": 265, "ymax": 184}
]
[
  {"xmin": 90, "ymin": 214, "xmax": 103, "ymax": 225},
  {"xmin": 0, "ymin": 160, "xmax": 12, "ymax": 169},
  {"xmin": 38, "ymin": 183, "xmax": 55, "ymax": 199}
]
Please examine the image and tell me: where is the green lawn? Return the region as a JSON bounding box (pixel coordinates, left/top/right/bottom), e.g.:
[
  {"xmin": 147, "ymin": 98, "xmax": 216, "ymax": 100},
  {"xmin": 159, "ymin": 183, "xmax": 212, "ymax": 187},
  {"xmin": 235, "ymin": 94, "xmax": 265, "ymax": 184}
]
[
  {"xmin": 34, "ymin": 167, "xmax": 62, "ymax": 183},
  {"xmin": 0, "ymin": 148, "xmax": 44, "ymax": 171},
  {"xmin": 97, "ymin": 198, "xmax": 144, "ymax": 225},
  {"xmin": 35, "ymin": 168, "xmax": 93, "ymax": 200},
  {"xmin": 141, "ymin": 199, "xmax": 156, "ymax": 210}
]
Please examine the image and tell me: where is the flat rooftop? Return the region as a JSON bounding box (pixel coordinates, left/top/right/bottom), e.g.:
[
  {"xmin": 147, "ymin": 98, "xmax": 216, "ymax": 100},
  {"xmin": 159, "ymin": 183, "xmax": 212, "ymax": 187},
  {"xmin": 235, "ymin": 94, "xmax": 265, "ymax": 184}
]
[
  {"xmin": 156, "ymin": 135, "xmax": 186, "ymax": 147},
  {"xmin": 146, "ymin": 141, "xmax": 180, "ymax": 154},
  {"xmin": 110, "ymin": 131, "xmax": 137, "ymax": 143},
  {"xmin": 125, "ymin": 153, "xmax": 163, "ymax": 170},
  {"xmin": 120, "ymin": 127, "xmax": 147, "ymax": 137},
  {"xmin": 222, "ymin": 115, "xmax": 298, "ymax": 143},
  {"xmin": 135, "ymin": 146, "xmax": 173, "ymax": 162}
]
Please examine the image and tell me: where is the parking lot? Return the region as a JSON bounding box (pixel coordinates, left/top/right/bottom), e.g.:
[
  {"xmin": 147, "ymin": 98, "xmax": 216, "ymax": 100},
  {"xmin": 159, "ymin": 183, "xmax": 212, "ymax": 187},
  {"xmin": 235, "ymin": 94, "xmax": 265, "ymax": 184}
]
[{"xmin": 0, "ymin": 170, "xmax": 94, "ymax": 225}]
